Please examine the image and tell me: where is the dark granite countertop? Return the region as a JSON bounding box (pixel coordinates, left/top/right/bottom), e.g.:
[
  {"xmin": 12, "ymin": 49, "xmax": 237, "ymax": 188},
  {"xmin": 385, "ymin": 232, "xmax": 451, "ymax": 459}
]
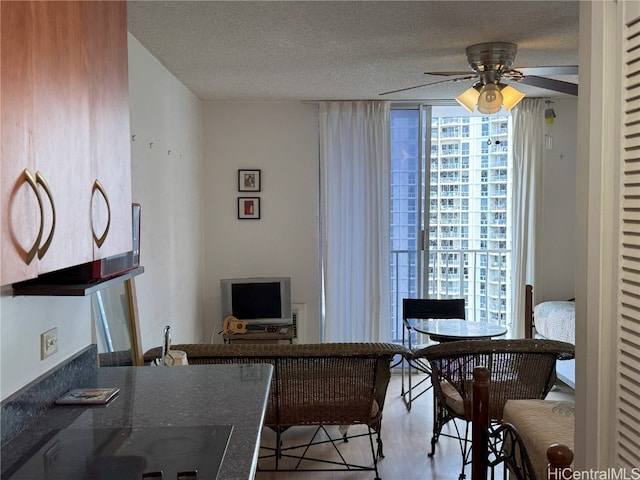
[{"xmin": 1, "ymin": 363, "xmax": 273, "ymax": 480}]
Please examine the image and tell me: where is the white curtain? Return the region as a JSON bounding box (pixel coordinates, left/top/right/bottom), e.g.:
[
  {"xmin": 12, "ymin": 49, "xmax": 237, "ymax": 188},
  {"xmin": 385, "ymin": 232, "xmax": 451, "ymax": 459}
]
[
  {"xmin": 510, "ymin": 98, "xmax": 545, "ymax": 338},
  {"xmin": 319, "ymin": 101, "xmax": 391, "ymax": 343}
]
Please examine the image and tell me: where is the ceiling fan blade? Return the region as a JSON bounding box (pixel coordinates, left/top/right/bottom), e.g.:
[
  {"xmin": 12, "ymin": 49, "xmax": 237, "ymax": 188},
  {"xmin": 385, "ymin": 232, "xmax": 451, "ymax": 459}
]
[
  {"xmin": 517, "ymin": 75, "xmax": 578, "ymax": 95},
  {"xmin": 379, "ymin": 75, "xmax": 478, "ymax": 96},
  {"xmin": 424, "ymin": 70, "xmax": 475, "ymax": 76},
  {"xmin": 515, "ymin": 65, "xmax": 579, "ymax": 76}
]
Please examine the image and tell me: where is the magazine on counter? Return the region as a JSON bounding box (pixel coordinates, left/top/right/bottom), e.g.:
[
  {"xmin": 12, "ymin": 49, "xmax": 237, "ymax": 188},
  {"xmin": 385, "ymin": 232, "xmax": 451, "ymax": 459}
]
[{"xmin": 55, "ymin": 387, "xmax": 120, "ymax": 405}]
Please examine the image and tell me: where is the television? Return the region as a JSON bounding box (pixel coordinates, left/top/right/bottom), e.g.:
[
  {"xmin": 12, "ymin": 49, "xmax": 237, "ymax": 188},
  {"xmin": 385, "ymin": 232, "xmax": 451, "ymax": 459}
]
[{"xmin": 220, "ymin": 277, "xmax": 292, "ymax": 325}]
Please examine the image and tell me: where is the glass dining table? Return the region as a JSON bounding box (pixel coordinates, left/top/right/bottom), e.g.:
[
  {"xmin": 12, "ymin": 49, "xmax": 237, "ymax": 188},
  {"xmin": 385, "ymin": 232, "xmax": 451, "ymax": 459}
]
[{"xmin": 413, "ymin": 318, "xmax": 508, "ymax": 342}]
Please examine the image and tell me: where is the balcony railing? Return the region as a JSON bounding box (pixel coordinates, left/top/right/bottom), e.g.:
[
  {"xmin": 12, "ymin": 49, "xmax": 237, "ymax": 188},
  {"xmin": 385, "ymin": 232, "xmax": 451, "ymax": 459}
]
[{"xmin": 391, "ymin": 248, "xmax": 511, "ymax": 343}]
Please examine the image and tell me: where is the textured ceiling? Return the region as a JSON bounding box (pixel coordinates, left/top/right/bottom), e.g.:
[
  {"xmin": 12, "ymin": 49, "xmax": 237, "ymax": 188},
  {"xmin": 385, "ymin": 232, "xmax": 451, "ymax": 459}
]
[{"xmin": 127, "ymin": 1, "xmax": 580, "ymax": 102}]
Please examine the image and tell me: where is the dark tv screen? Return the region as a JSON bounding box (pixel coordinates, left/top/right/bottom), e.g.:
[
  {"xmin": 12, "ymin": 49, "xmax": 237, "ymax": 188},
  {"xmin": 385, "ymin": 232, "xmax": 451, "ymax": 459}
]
[{"xmin": 231, "ymin": 282, "xmax": 281, "ymax": 319}]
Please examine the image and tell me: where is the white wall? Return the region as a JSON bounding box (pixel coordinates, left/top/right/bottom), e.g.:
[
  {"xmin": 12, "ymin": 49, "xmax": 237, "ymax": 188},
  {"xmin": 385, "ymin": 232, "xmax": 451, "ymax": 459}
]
[
  {"xmin": 574, "ymin": 0, "xmax": 626, "ymax": 468},
  {"xmin": 538, "ymin": 98, "xmax": 577, "ymax": 301},
  {"xmin": 201, "ymin": 102, "xmax": 321, "ymax": 343},
  {"xmin": 128, "ymin": 34, "xmax": 205, "ymax": 350},
  {"xmin": 0, "ymin": 291, "xmax": 91, "ymax": 400}
]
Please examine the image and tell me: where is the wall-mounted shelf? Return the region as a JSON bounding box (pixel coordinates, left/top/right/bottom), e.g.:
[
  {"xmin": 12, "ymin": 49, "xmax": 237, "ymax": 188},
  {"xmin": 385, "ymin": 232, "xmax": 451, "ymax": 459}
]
[{"xmin": 12, "ymin": 266, "xmax": 144, "ymax": 297}]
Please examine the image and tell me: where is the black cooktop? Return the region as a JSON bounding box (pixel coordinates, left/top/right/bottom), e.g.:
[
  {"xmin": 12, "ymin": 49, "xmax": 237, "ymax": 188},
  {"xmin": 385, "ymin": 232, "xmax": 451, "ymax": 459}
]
[{"xmin": 2, "ymin": 425, "xmax": 233, "ymax": 480}]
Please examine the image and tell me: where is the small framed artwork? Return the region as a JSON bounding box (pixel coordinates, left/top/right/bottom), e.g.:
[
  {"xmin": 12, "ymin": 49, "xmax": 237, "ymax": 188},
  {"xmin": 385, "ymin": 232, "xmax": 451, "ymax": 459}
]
[
  {"xmin": 238, "ymin": 169, "xmax": 261, "ymax": 192},
  {"xmin": 238, "ymin": 197, "xmax": 261, "ymax": 219}
]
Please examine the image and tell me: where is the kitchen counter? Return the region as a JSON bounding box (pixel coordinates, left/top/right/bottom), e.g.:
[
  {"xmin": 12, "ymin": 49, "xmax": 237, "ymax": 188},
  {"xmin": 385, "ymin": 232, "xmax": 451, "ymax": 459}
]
[{"xmin": 1, "ymin": 361, "xmax": 273, "ymax": 480}]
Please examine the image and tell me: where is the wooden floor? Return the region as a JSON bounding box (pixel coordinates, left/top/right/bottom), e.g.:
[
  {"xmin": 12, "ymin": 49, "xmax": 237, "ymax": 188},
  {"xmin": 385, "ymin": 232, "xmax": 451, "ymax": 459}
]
[{"xmin": 254, "ymin": 373, "xmax": 574, "ymax": 480}]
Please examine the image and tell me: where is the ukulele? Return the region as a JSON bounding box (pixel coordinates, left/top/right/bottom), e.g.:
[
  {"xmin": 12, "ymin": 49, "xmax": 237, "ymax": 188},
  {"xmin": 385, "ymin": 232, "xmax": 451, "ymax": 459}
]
[{"xmin": 223, "ymin": 316, "xmax": 279, "ymax": 335}]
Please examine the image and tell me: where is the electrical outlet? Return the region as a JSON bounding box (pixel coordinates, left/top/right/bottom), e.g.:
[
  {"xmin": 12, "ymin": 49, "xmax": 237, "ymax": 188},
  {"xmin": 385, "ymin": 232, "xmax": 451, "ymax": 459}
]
[{"xmin": 41, "ymin": 327, "xmax": 58, "ymax": 360}]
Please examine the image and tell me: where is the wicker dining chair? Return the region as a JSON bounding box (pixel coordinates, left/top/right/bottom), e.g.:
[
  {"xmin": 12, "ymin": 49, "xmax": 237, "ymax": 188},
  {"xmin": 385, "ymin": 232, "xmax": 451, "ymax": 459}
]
[
  {"xmin": 412, "ymin": 338, "xmax": 575, "ymax": 480},
  {"xmin": 401, "ymin": 298, "xmax": 466, "ymax": 411}
]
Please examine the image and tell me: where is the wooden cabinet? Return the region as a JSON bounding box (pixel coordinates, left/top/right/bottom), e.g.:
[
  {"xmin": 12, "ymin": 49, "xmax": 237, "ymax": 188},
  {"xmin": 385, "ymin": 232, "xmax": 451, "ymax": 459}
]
[
  {"xmin": 83, "ymin": 1, "xmax": 132, "ymax": 260},
  {"xmin": 1, "ymin": 1, "xmax": 131, "ymax": 286},
  {"xmin": 30, "ymin": 1, "xmax": 94, "ymax": 276},
  {"xmin": 1, "ymin": 1, "xmax": 40, "ymax": 284}
]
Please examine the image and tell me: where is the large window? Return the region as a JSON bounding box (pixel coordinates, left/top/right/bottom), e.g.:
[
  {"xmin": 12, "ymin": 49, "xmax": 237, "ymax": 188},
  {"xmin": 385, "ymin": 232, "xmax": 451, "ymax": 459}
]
[{"xmin": 390, "ymin": 106, "xmax": 512, "ymax": 343}]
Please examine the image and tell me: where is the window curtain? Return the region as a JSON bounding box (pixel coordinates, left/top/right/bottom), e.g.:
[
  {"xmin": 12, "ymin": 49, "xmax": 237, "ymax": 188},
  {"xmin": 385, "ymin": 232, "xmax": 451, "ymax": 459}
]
[
  {"xmin": 319, "ymin": 101, "xmax": 391, "ymax": 342},
  {"xmin": 510, "ymin": 98, "xmax": 545, "ymax": 338}
]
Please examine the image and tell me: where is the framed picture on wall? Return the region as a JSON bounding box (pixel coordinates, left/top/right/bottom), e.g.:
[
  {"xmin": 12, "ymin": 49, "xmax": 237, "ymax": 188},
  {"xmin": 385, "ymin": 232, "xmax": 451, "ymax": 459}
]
[
  {"xmin": 238, "ymin": 169, "xmax": 261, "ymax": 192},
  {"xmin": 238, "ymin": 197, "xmax": 261, "ymax": 219}
]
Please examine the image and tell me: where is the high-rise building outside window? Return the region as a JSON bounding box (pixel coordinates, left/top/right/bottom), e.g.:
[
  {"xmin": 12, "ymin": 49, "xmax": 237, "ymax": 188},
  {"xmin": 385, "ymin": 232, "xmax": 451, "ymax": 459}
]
[{"xmin": 390, "ymin": 106, "xmax": 512, "ymax": 343}]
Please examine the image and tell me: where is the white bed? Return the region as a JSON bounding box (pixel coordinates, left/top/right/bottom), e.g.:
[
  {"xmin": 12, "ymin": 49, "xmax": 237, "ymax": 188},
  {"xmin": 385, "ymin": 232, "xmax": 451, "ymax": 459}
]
[
  {"xmin": 533, "ymin": 300, "xmax": 575, "ymax": 344},
  {"xmin": 525, "ymin": 284, "xmax": 576, "ymax": 388}
]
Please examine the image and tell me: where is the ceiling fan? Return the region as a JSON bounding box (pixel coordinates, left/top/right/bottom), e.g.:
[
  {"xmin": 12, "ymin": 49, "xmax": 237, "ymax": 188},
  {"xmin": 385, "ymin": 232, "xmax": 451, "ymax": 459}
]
[{"xmin": 380, "ymin": 42, "xmax": 578, "ymax": 114}]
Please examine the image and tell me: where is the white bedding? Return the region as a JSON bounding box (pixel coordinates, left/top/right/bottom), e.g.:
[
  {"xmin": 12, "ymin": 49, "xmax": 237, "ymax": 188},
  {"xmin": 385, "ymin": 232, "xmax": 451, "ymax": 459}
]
[{"xmin": 533, "ymin": 301, "xmax": 575, "ymax": 345}]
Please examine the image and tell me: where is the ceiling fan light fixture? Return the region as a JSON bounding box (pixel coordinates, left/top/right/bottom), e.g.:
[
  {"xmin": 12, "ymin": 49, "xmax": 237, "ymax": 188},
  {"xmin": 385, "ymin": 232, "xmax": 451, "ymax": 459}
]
[
  {"xmin": 477, "ymin": 84, "xmax": 503, "ymax": 114},
  {"xmin": 500, "ymin": 84, "xmax": 526, "ymax": 111},
  {"xmin": 455, "ymin": 85, "xmax": 481, "ymax": 113}
]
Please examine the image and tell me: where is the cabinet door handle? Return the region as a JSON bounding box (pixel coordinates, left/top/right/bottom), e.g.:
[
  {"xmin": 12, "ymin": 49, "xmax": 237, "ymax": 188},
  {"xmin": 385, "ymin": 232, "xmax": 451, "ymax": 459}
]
[
  {"xmin": 92, "ymin": 180, "xmax": 111, "ymax": 248},
  {"xmin": 23, "ymin": 169, "xmax": 44, "ymax": 264},
  {"xmin": 36, "ymin": 171, "xmax": 56, "ymax": 260}
]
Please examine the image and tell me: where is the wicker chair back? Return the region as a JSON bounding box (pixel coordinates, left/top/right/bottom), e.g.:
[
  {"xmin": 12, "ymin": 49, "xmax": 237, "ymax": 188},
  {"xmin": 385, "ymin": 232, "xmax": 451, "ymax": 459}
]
[
  {"xmin": 144, "ymin": 342, "xmax": 408, "ymax": 428},
  {"xmin": 412, "ymin": 338, "xmax": 574, "ymax": 479}
]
